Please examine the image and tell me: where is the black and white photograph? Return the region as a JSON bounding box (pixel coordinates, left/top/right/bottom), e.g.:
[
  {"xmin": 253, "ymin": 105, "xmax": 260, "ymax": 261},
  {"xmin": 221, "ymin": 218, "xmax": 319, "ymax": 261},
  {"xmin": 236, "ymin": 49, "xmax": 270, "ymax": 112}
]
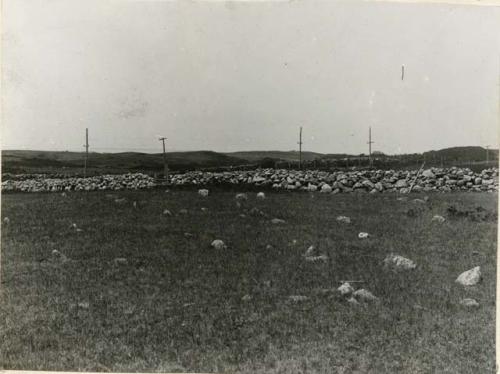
[{"xmin": 1, "ymin": 0, "xmax": 499, "ymax": 373}]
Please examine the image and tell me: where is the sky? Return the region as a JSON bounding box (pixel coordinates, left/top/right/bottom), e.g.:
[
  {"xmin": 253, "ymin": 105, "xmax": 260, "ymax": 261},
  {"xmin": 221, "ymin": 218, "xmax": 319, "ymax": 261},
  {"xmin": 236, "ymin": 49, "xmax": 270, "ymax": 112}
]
[{"xmin": 2, "ymin": 0, "xmax": 499, "ymax": 155}]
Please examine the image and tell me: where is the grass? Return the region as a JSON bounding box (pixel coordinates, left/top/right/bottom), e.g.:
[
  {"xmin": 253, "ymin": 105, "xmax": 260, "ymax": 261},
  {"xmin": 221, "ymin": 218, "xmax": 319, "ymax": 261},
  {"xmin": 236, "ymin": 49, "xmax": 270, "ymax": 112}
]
[{"xmin": 0, "ymin": 189, "xmax": 497, "ymax": 373}]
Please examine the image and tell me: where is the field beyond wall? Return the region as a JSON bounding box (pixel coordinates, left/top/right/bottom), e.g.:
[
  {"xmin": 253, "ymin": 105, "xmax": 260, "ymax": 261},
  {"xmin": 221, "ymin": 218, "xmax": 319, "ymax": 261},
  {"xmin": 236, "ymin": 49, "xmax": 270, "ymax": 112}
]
[{"xmin": 0, "ymin": 189, "xmax": 497, "ymax": 373}]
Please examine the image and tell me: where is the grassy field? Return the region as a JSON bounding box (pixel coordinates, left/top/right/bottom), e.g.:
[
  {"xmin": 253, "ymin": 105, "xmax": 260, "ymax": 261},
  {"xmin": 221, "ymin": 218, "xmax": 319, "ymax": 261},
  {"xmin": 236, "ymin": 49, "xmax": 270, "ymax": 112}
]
[{"xmin": 0, "ymin": 189, "xmax": 497, "ymax": 373}]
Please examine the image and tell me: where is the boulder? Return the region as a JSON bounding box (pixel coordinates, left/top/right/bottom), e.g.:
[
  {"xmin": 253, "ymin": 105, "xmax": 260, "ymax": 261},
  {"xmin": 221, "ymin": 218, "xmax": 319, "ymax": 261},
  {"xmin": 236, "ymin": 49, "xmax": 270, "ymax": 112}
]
[
  {"xmin": 321, "ymin": 184, "xmax": 332, "ymax": 193},
  {"xmin": 198, "ymin": 189, "xmax": 209, "ymax": 197},
  {"xmin": 383, "ymin": 254, "xmax": 416, "ymax": 270},
  {"xmin": 256, "ymin": 192, "xmax": 266, "ymax": 199},
  {"xmin": 211, "ymin": 239, "xmax": 227, "ymax": 250},
  {"xmin": 337, "ymin": 282, "xmax": 354, "ymax": 296},
  {"xmin": 353, "ymin": 289, "xmax": 378, "ymax": 302},
  {"xmin": 456, "ymin": 266, "xmax": 481, "ymax": 286}
]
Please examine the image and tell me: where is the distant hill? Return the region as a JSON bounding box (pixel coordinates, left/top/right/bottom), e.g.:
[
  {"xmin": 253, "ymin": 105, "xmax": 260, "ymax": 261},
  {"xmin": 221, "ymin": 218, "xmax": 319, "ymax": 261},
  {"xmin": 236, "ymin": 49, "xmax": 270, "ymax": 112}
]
[
  {"xmin": 422, "ymin": 146, "xmax": 498, "ymax": 162},
  {"xmin": 1, "ymin": 146, "xmax": 497, "ymax": 175},
  {"xmin": 224, "ymin": 150, "xmax": 324, "ymax": 162}
]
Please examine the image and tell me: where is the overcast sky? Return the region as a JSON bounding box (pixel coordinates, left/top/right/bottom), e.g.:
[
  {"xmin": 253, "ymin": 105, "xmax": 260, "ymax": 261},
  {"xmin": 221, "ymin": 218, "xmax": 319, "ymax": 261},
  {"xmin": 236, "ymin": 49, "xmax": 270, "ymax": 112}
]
[{"xmin": 2, "ymin": 0, "xmax": 499, "ymax": 154}]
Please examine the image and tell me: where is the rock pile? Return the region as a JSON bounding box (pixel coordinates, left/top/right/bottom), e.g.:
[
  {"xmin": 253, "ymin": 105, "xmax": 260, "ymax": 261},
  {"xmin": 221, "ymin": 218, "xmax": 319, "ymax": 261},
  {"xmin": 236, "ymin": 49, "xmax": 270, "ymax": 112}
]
[
  {"xmin": 2, "ymin": 173, "xmax": 155, "ymax": 192},
  {"xmin": 169, "ymin": 167, "xmax": 498, "ymax": 193},
  {"xmin": 3, "ymin": 167, "xmax": 498, "ymax": 193}
]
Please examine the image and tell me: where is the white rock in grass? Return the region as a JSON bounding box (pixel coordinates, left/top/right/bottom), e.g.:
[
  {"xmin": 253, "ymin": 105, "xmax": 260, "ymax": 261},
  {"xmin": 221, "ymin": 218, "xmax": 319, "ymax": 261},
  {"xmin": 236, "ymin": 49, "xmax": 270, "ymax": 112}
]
[
  {"xmin": 179, "ymin": 209, "xmax": 188, "ymax": 215},
  {"xmin": 201, "ymin": 207, "xmax": 208, "ymax": 212},
  {"xmin": 271, "ymin": 218, "xmax": 286, "ymax": 224},
  {"xmin": 114, "ymin": 257, "xmax": 128, "ymax": 265},
  {"xmin": 266, "ymin": 244, "xmax": 274, "ymax": 250},
  {"xmin": 336, "ymin": 216, "xmax": 351, "ymax": 224},
  {"xmin": 337, "ymin": 282, "xmax": 354, "ymax": 296},
  {"xmin": 432, "ymin": 215, "xmax": 445, "ymax": 223},
  {"xmin": 198, "ymin": 189, "xmax": 209, "ymax": 197},
  {"xmin": 256, "ymin": 192, "xmax": 266, "ymax": 199},
  {"xmin": 353, "ymin": 289, "xmax": 378, "ymax": 302},
  {"xmin": 211, "ymin": 239, "xmax": 227, "ymax": 250},
  {"xmin": 163, "ymin": 209, "xmax": 172, "ymax": 216},
  {"xmin": 358, "ymin": 232, "xmax": 369, "ymax": 239},
  {"xmin": 460, "ymin": 298, "xmax": 479, "ymax": 308},
  {"xmin": 51, "ymin": 249, "xmax": 68, "ymax": 263},
  {"xmin": 61, "ymin": 192, "xmax": 67, "ymax": 197},
  {"xmin": 77, "ymin": 301, "xmax": 90, "ymax": 309},
  {"xmin": 383, "ymin": 254, "xmax": 416, "ymax": 270},
  {"xmin": 235, "ymin": 193, "xmax": 248, "ymax": 200},
  {"xmin": 3, "ymin": 217, "xmax": 10, "ymax": 224},
  {"xmin": 115, "ymin": 198, "xmax": 127, "ymax": 204},
  {"xmin": 288, "ymin": 295, "xmax": 308, "ymax": 303},
  {"xmin": 304, "ymin": 245, "xmax": 316, "ymax": 257},
  {"xmin": 456, "ymin": 266, "xmax": 481, "ymax": 286},
  {"xmin": 241, "ymin": 294, "xmax": 253, "ymax": 302},
  {"xmin": 305, "ymin": 255, "xmax": 328, "ymax": 263}
]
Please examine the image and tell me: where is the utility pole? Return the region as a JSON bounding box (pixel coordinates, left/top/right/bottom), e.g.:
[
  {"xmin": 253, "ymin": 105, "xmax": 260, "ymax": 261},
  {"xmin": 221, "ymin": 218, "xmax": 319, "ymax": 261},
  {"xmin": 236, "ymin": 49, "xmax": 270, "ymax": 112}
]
[
  {"xmin": 298, "ymin": 126, "xmax": 303, "ymax": 169},
  {"xmin": 367, "ymin": 126, "xmax": 374, "ymax": 167},
  {"xmin": 158, "ymin": 137, "xmax": 169, "ymax": 184},
  {"xmin": 83, "ymin": 128, "xmax": 89, "ymax": 177}
]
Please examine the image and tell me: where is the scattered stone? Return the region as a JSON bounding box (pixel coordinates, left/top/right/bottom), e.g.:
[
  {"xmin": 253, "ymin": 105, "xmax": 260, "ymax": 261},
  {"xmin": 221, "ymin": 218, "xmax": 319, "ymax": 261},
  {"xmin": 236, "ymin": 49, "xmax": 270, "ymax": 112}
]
[
  {"xmin": 271, "ymin": 218, "xmax": 286, "ymax": 224},
  {"xmin": 211, "ymin": 239, "xmax": 227, "ymax": 250},
  {"xmin": 288, "ymin": 295, "xmax": 308, "ymax": 303},
  {"xmin": 201, "ymin": 207, "xmax": 208, "ymax": 212},
  {"xmin": 114, "ymin": 198, "xmax": 127, "ymax": 204},
  {"xmin": 413, "ymin": 199, "xmax": 426, "ymax": 204},
  {"xmin": 459, "ymin": 298, "xmax": 479, "ymax": 308},
  {"xmin": 239, "ymin": 214, "xmax": 246, "ymax": 218},
  {"xmin": 77, "ymin": 301, "xmax": 90, "ymax": 309},
  {"xmin": 114, "ymin": 257, "xmax": 128, "ymax": 265},
  {"xmin": 358, "ymin": 232, "xmax": 369, "ymax": 239},
  {"xmin": 336, "ymin": 216, "xmax": 351, "ymax": 224},
  {"xmin": 353, "ymin": 289, "xmax": 378, "ymax": 302},
  {"xmin": 456, "ymin": 266, "xmax": 481, "ymax": 286},
  {"xmin": 51, "ymin": 249, "xmax": 68, "ymax": 263},
  {"xmin": 163, "ymin": 209, "xmax": 172, "ymax": 216},
  {"xmin": 383, "ymin": 254, "xmax": 416, "ymax": 270},
  {"xmin": 61, "ymin": 192, "xmax": 67, "ymax": 197},
  {"xmin": 241, "ymin": 294, "xmax": 253, "ymax": 302},
  {"xmin": 132, "ymin": 201, "xmax": 137, "ymax": 208},
  {"xmin": 198, "ymin": 189, "xmax": 209, "ymax": 197},
  {"xmin": 179, "ymin": 209, "xmax": 188, "ymax": 214},
  {"xmin": 305, "ymin": 255, "xmax": 328, "ymax": 262},
  {"xmin": 184, "ymin": 232, "xmax": 194, "ymax": 238},
  {"xmin": 256, "ymin": 192, "xmax": 266, "ymax": 199},
  {"xmin": 265, "ymin": 244, "xmax": 273, "ymax": 250},
  {"xmin": 3, "ymin": 217, "xmax": 10, "ymax": 224},
  {"xmin": 432, "ymin": 215, "xmax": 445, "ymax": 223},
  {"xmin": 235, "ymin": 193, "xmax": 248, "ymax": 200},
  {"xmin": 337, "ymin": 282, "xmax": 354, "ymax": 296}
]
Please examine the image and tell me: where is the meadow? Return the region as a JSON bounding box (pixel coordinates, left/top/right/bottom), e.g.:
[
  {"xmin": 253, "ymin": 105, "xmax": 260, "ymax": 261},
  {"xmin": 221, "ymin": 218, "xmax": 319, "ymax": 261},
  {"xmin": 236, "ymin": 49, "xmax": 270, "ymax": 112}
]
[{"xmin": 0, "ymin": 188, "xmax": 497, "ymax": 373}]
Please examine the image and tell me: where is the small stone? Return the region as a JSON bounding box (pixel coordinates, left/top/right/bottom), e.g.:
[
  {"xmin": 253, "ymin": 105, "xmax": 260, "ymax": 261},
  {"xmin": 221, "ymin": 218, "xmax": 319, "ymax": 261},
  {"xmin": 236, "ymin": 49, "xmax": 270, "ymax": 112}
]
[
  {"xmin": 256, "ymin": 192, "xmax": 266, "ymax": 199},
  {"xmin": 235, "ymin": 193, "xmax": 248, "ymax": 200},
  {"xmin": 201, "ymin": 207, "xmax": 208, "ymax": 212},
  {"xmin": 77, "ymin": 302, "xmax": 90, "ymax": 309},
  {"xmin": 114, "ymin": 257, "xmax": 128, "ymax": 265},
  {"xmin": 163, "ymin": 209, "xmax": 172, "ymax": 216},
  {"xmin": 3, "ymin": 217, "xmax": 10, "ymax": 224},
  {"xmin": 353, "ymin": 289, "xmax": 378, "ymax": 302},
  {"xmin": 271, "ymin": 218, "xmax": 286, "ymax": 224},
  {"xmin": 383, "ymin": 254, "xmax": 416, "ymax": 270},
  {"xmin": 459, "ymin": 298, "xmax": 479, "ymax": 308},
  {"xmin": 198, "ymin": 189, "xmax": 209, "ymax": 197},
  {"xmin": 239, "ymin": 214, "xmax": 246, "ymax": 218},
  {"xmin": 179, "ymin": 209, "xmax": 188, "ymax": 214},
  {"xmin": 133, "ymin": 201, "xmax": 137, "ymax": 208},
  {"xmin": 305, "ymin": 255, "xmax": 328, "ymax": 262},
  {"xmin": 337, "ymin": 282, "xmax": 354, "ymax": 296},
  {"xmin": 211, "ymin": 239, "xmax": 226, "ymax": 250},
  {"xmin": 304, "ymin": 245, "xmax": 316, "ymax": 257},
  {"xmin": 432, "ymin": 215, "xmax": 445, "ymax": 223},
  {"xmin": 51, "ymin": 249, "xmax": 69, "ymax": 263},
  {"xmin": 265, "ymin": 244, "xmax": 273, "ymax": 250},
  {"xmin": 456, "ymin": 266, "xmax": 481, "ymax": 286},
  {"xmin": 114, "ymin": 198, "xmax": 127, "ymax": 204},
  {"xmin": 413, "ymin": 199, "xmax": 426, "ymax": 204},
  {"xmin": 61, "ymin": 192, "xmax": 67, "ymax": 197},
  {"xmin": 288, "ymin": 295, "xmax": 308, "ymax": 302},
  {"xmin": 358, "ymin": 232, "xmax": 369, "ymax": 239},
  {"xmin": 184, "ymin": 232, "xmax": 194, "ymax": 238},
  {"xmin": 241, "ymin": 294, "xmax": 253, "ymax": 302},
  {"xmin": 336, "ymin": 216, "xmax": 351, "ymax": 224}
]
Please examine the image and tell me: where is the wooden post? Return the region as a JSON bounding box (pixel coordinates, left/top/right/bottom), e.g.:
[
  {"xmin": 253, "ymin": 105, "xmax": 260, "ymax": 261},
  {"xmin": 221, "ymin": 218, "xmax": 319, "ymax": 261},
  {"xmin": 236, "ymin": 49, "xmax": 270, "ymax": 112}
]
[
  {"xmin": 298, "ymin": 126, "xmax": 303, "ymax": 169},
  {"xmin": 159, "ymin": 137, "xmax": 169, "ymax": 184},
  {"xmin": 83, "ymin": 128, "xmax": 89, "ymax": 177}
]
